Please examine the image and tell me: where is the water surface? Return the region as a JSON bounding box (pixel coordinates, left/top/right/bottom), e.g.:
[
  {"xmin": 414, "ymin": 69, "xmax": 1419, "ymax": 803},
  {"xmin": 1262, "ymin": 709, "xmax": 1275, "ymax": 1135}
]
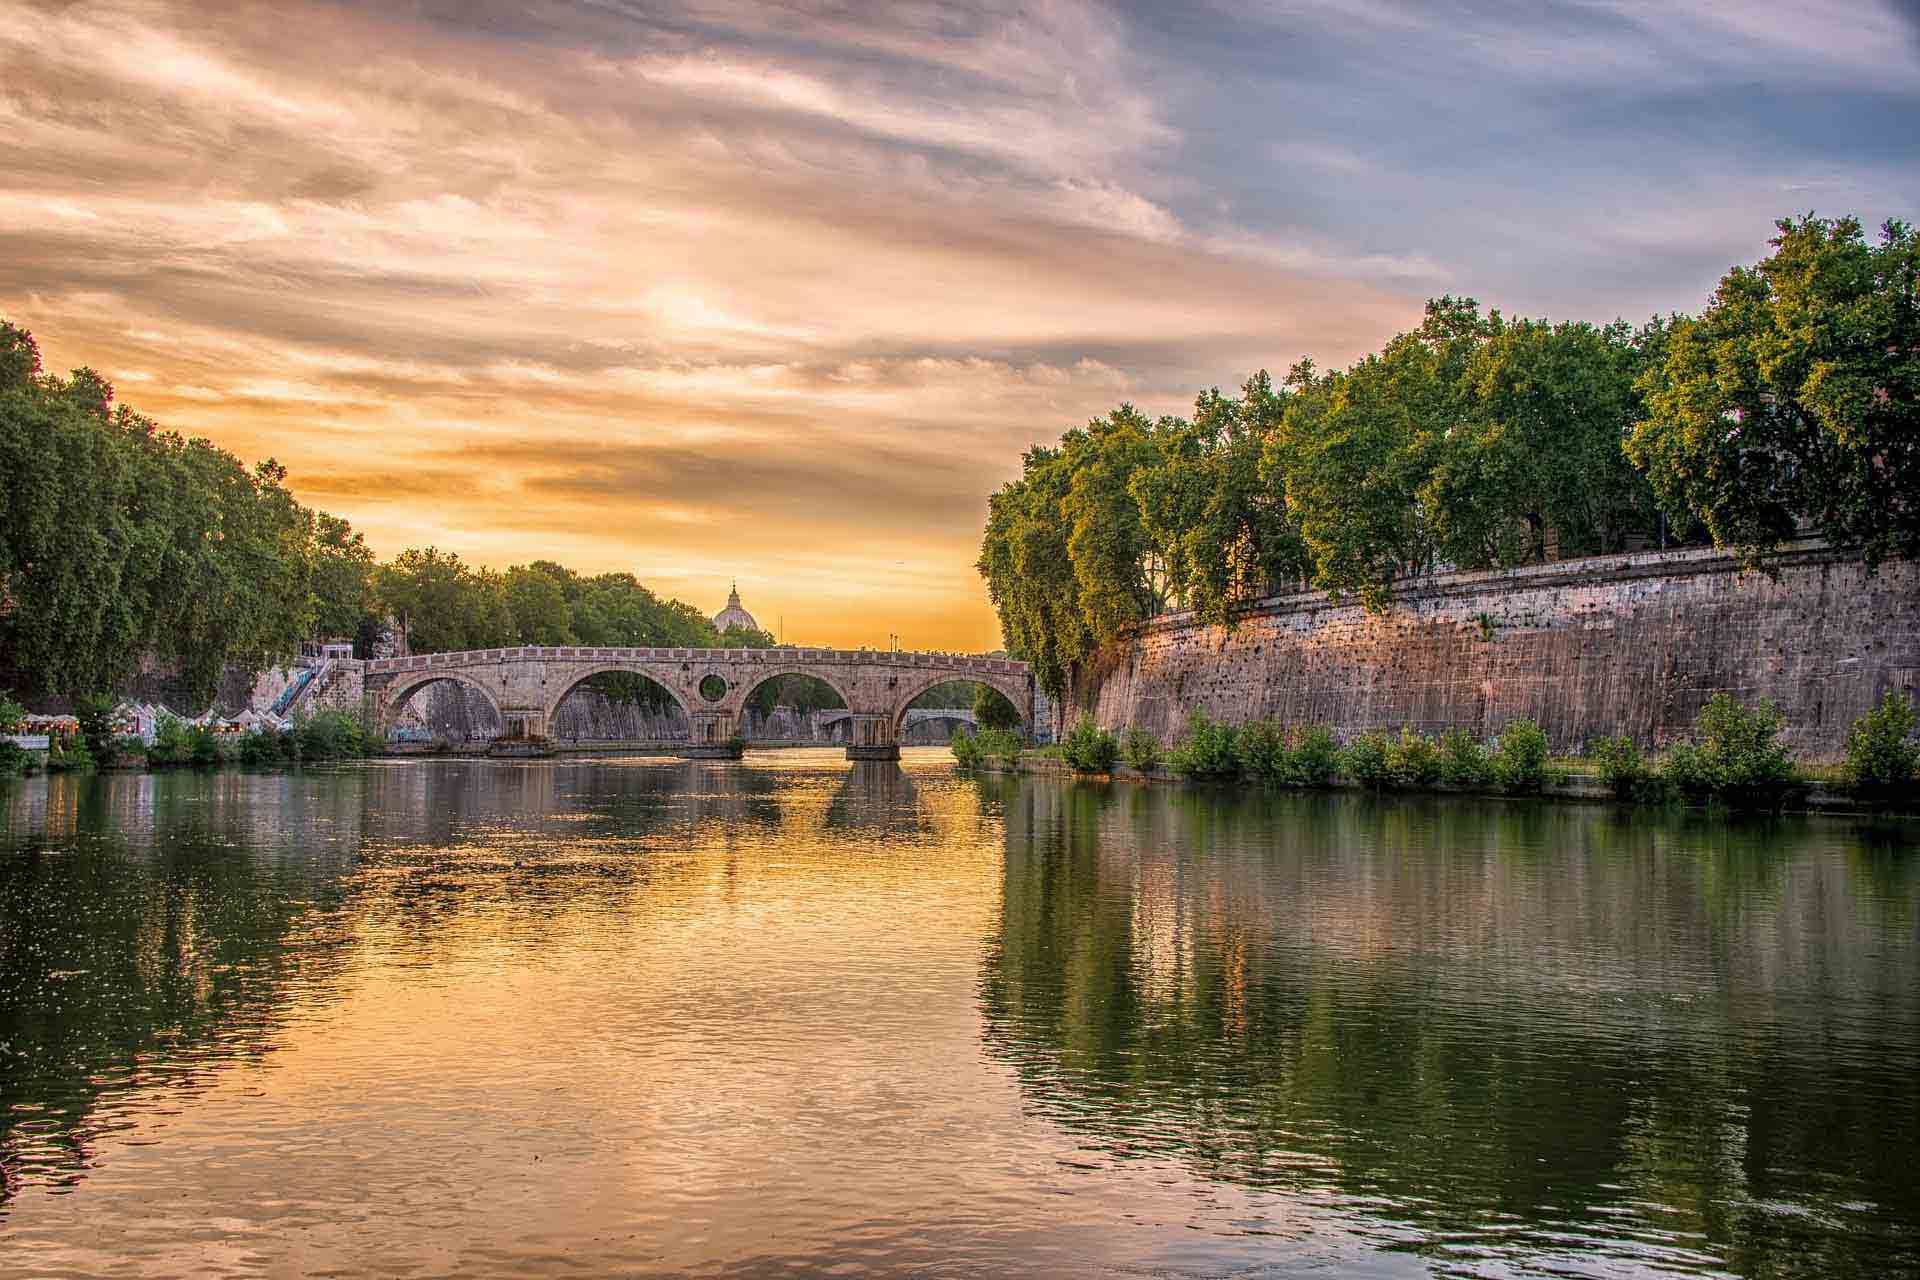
[{"xmin": 2, "ymin": 753, "xmax": 1916, "ymax": 1277}]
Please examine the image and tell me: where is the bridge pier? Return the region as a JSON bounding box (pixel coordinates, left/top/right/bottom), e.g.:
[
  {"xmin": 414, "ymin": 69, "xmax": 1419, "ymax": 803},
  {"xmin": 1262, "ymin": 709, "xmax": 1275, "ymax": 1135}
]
[
  {"xmin": 844, "ymin": 714, "xmax": 899, "ymax": 761},
  {"xmin": 683, "ymin": 710, "xmax": 744, "ymax": 759}
]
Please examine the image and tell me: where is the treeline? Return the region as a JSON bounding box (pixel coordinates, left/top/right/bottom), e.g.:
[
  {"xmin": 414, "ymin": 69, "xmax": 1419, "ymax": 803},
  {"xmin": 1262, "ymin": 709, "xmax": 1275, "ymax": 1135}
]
[
  {"xmin": 0, "ymin": 322, "xmax": 760, "ymax": 708},
  {"xmin": 980, "ymin": 215, "xmax": 1918, "ymax": 698}
]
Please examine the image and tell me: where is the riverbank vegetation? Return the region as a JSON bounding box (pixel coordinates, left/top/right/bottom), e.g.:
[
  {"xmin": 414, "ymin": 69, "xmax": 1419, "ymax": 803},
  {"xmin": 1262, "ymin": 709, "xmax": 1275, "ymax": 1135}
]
[
  {"xmin": 953, "ymin": 693, "xmax": 1920, "ymax": 812},
  {"xmin": 978, "ymin": 215, "xmax": 1918, "ymax": 700},
  {"xmin": 0, "ymin": 321, "xmax": 761, "ymax": 711}
]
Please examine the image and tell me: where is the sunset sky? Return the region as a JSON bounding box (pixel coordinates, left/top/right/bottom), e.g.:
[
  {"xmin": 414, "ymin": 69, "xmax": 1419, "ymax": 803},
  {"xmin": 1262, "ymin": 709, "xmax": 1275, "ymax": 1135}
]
[{"xmin": 4, "ymin": 1, "xmax": 1916, "ymax": 650}]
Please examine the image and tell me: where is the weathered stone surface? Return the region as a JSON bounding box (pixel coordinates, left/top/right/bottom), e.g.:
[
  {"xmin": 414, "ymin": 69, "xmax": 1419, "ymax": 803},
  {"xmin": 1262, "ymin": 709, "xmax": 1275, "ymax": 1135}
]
[{"xmin": 1074, "ymin": 544, "xmax": 1918, "ymax": 758}]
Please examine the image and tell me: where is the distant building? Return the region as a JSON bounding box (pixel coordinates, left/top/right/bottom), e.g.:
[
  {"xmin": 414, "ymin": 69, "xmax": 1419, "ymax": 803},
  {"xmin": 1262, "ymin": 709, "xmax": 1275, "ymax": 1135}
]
[{"xmin": 712, "ymin": 583, "xmax": 759, "ymax": 634}]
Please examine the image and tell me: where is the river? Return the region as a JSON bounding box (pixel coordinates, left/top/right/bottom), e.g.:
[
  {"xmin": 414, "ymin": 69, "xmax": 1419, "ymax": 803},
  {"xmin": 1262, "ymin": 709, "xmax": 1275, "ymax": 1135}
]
[{"xmin": 2, "ymin": 751, "xmax": 1917, "ymax": 1277}]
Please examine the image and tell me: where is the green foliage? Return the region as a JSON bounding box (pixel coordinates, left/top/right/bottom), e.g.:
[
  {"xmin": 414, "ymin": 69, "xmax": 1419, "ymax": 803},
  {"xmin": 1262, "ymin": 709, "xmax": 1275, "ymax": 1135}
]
[
  {"xmin": 697, "ymin": 674, "xmax": 728, "ymax": 702},
  {"xmin": 1169, "ymin": 709, "xmax": 1239, "ymax": 779},
  {"xmin": 746, "ymin": 674, "xmax": 844, "ymax": 717},
  {"xmin": 1842, "ymin": 691, "xmax": 1919, "ymax": 801},
  {"xmin": 147, "ymin": 714, "xmax": 222, "ymax": 768},
  {"xmin": 1662, "ymin": 694, "xmax": 1797, "ymax": 806},
  {"xmin": 1061, "ymin": 716, "xmax": 1118, "ymax": 773},
  {"xmin": 1491, "ymin": 719, "xmax": 1550, "ymax": 793},
  {"xmin": 45, "ymin": 737, "xmax": 94, "ymax": 772},
  {"xmin": 1438, "ymin": 727, "xmax": 1493, "ymax": 788},
  {"xmin": 975, "ymin": 728, "xmax": 1023, "ymax": 766},
  {"xmin": 1628, "ymin": 216, "xmax": 1920, "ymax": 569},
  {"xmin": 1291, "ymin": 725, "xmax": 1341, "ymax": 787},
  {"xmin": 1234, "ymin": 719, "xmax": 1289, "ymax": 781},
  {"xmin": 74, "ymin": 695, "xmax": 115, "ymax": 758},
  {"xmin": 0, "ymin": 740, "xmax": 29, "ymax": 777},
  {"xmin": 237, "ymin": 727, "xmax": 296, "ymax": 766},
  {"xmin": 1120, "ymin": 726, "xmax": 1161, "ymax": 771},
  {"xmin": 1340, "ymin": 732, "xmax": 1393, "ymax": 788},
  {"xmin": 972, "ymin": 684, "xmax": 1022, "ymax": 732},
  {"xmin": 0, "ymin": 690, "xmax": 24, "ymax": 732},
  {"xmin": 949, "ymin": 728, "xmax": 983, "ymax": 768},
  {"xmin": 294, "ymin": 709, "xmax": 371, "ymax": 760},
  {"xmin": 1589, "ymin": 735, "xmax": 1648, "ymax": 800},
  {"xmin": 1131, "ymin": 372, "xmax": 1310, "ymax": 625},
  {"xmin": 1385, "ymin": 728, "xmax": 1443, "ymax": 788}
]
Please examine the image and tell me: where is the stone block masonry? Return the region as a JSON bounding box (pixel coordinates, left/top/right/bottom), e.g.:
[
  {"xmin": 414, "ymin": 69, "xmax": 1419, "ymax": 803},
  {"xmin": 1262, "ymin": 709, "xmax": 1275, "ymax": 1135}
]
[{"xmin": 1074, "ymin": 543, "xmax": 1918, "ymax": 758}]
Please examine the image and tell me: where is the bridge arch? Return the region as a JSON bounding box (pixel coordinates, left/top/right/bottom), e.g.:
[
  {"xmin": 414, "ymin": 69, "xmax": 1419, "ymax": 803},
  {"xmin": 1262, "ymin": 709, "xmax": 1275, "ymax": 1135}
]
[
  {"xmin": 891, "ymin": 670, "xmax": 1029, "ymax": 734},
  {"xmin": 381, "ymin": 671, "xmax": 507, "ymax": 740},
  {"xmin": 730, "ymin": 667, "xmax": 857, "ymax": 719},
  {"xmin": 543, "ymin": 663, "xmax": 694, "ymax": 730}
]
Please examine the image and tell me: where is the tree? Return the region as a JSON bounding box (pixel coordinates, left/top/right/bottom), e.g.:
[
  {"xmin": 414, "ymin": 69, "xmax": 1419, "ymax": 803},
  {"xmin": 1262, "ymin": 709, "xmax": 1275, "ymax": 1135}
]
[
  {"xmin": 1133, "ymin": 371, "xmax": 1310, "ymax": 625},
  {"xmin": 504, "ymin": 563, "xmax": 577, "ymax": 645},
  {"xmin": 978, "ymin": 445, "xmax": 1094, "ymax": 700},
  {"xmin": 972, "ymin": 683, "xmax": 1021, "ymax": 731},
  {"xmin": 311, "ymin": 514, "xmax": 375, "ymax": 639},
  {"xmin": 374, "ymin": 548, "xmax": 471, "ymax": 654},
  {"xmin": 1061, "ymin": 406, "xmax": 1169, "ymax": 639},
  {"xmin": 1627, "ymin": 216, "xmax": 1919, "ymax": 567},
  {"xmin": 1424, "ymin": 317, "xmax": 1659, "ymax": 568}
]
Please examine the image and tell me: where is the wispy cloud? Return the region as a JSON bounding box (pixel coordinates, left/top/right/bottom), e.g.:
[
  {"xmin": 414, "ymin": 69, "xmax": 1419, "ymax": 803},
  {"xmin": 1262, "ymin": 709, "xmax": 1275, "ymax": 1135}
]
[{"xmin": 1, "ymin": 0, "xmax": 1912, "ymax": 646}]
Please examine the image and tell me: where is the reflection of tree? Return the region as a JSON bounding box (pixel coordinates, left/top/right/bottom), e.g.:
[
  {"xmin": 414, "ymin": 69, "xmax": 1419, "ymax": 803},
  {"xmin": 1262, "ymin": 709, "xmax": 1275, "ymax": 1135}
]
[
  {"xmin": 978, "ymin": 782, "xmax": 1920, "ymax": 1276},
  {"xmin": 0, "ymin": 772, "xmax": 363, "ymax": 1207}
]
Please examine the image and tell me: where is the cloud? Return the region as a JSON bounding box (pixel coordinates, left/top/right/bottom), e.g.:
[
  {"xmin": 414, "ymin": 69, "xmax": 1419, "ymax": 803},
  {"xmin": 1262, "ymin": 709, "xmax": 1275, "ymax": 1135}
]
[{"xmin": 2, "ymin": 0, "xmax": 1912, "ymax": 648}]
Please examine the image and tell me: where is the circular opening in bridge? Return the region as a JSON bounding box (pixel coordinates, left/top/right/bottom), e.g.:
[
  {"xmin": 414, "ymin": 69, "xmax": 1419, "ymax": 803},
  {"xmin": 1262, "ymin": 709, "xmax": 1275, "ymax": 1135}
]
[
  {"xmin": 739, "ymin": 674, "xmax": 848, "ymax": 743},
  {"xmin": 901, "ymin": 680, "xmax": 1020, "ymax": 747},
  {"xmin": 698, "ymin": 673, "xmax": 728, "ymax": 702},
  {"xmin": 551, "ymin": 671, "xmax": 689, "ymax": 744},
  {"xmin": 387, "ymin": 678, "xmax": 505, "ymax": 748}
]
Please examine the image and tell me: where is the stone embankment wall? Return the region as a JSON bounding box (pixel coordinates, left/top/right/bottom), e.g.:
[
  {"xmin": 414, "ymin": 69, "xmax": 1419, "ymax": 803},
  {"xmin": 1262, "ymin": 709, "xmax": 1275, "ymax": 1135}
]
[{"xmin": 1074, "ymin": 544, "xmax": 1918, "ymax": 758}]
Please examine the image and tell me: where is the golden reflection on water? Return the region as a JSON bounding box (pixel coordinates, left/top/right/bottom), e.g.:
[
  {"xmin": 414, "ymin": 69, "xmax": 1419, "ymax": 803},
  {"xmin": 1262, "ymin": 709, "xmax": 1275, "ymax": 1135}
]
[{"xmin": 1, "ymin": 752, "xmax": 1917, "ymax": 1278}]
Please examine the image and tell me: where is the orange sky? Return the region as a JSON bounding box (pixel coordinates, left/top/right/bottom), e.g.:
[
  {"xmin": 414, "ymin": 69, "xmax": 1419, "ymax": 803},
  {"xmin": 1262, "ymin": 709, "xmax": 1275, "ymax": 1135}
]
[{"xmin": 9, "ymin": 1, "xmax": 1903, "ymax": 648}]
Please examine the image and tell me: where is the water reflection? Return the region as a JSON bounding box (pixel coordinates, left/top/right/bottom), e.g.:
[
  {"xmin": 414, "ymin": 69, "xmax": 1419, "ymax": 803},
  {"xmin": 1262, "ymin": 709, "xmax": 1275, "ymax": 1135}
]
[
  {"xmin": 1, "ymin": 761, "xmax": 1916, "ymax": 1277},
  {"xmin": 978, "ymin": 780, "xmax": 1920, "ymax": 1276}
]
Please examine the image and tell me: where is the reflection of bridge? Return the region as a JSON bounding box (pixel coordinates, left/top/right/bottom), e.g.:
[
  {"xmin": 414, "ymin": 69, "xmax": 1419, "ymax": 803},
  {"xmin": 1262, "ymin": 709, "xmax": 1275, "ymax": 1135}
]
[{"xmin": 364, "ymin": 646, "xmax": 1031, "ymax": 760}]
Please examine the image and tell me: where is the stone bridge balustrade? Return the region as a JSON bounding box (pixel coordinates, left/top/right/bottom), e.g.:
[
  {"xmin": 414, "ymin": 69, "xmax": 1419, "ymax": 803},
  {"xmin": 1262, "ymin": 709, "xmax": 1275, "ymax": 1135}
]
[{"xmin": 363, "ymin": 645, "xmax": 1033, "ymax": 761}]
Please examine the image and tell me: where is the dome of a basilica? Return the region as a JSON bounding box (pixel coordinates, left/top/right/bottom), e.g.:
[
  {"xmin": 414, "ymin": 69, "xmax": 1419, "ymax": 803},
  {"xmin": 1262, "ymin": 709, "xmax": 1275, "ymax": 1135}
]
[{"xmin": 712, "ymin": 583, "xmax": 758, "ymax": 635}]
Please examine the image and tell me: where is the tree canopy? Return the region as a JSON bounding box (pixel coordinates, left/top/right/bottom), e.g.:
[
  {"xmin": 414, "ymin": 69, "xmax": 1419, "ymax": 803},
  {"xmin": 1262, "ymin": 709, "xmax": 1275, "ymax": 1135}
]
[
  {"xmin": 0, "ymin": 318, "xmax": 745, "ymax": 707},
  {"xmin": 980, "ymin": 212, "xmax": 1913, "ymax": 697}
]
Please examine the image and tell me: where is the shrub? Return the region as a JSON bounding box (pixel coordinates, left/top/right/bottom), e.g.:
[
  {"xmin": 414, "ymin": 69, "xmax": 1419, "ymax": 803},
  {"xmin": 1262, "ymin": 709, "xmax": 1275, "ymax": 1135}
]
[
  {"xmin": 0, "ymin": 690, "xmax": 24, "ymax": 733},
  {"xmin": 1589, "ymin": 735, "xmax": 1647, "ymax": 800},
  {"xmin": 295, "ymin": 710, "xmax": 371, "ymax": 760},
  {"xmin": 1385, "ymin": 728, "xmax": 1443, "ymax": 788},
  {"xmin": 976, "ymin": 727, "xmax": 1023, "ymax": 766},
  {"xmin": 237, "ymin": 727, "xmax": 297, "ymax": 766},
  {"xmin": 1291, "ymin": 725, "xmax": 1341, "ymax": 787},
  {"xmin": 1341, "ymin": 732, "xmax": 1392, "ymax": 788},
  {"xmin": 45, "ymin": 737, "xmax": 94, "ymax": 772},
  {"xmin": 1491, "ymin": 719, "xmax": 1550, "ymax": 794},
  {"xmin": 1666, "ymin": 694, "xmax": 1797, "ymax": 806},
  {"xmin": 147, "ymin": 714, "xmax": 196, "ymax": 767},
  {"xmin": 1120, "ymin": 726, "xmax": 1161, "ymax": 771},
  {"xmin": 1061, "ymin": 716, "xmax": 1119, "ymax": 773},
  {"xmin": 1842, "ymin": 691, "xmax": 1918, "ymax": 802},
  {"xmin": 0, "ymin": 740, "xmax": 28, "ymax": 777},
  {"xmin": 1438, "ymin": 727, "xmax": 1492, "ymax": 788},
  {"xmin": 1169, "ymin": 710, "xmax": 1239, "ymax": 779},
  {"xmin": 1235, "ymin": 719, "xmax": 1289, "ymax": 782},
  {"xmin": 949, "ymin": 727, "xmax": 983, "ymax": 768}
]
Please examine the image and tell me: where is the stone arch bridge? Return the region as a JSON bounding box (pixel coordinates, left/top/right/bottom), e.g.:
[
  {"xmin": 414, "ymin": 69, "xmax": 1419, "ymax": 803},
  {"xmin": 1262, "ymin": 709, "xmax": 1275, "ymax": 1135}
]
[{"xmin": 364, "ymin": 646, "xmax": 1032, "ymax": 760}]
